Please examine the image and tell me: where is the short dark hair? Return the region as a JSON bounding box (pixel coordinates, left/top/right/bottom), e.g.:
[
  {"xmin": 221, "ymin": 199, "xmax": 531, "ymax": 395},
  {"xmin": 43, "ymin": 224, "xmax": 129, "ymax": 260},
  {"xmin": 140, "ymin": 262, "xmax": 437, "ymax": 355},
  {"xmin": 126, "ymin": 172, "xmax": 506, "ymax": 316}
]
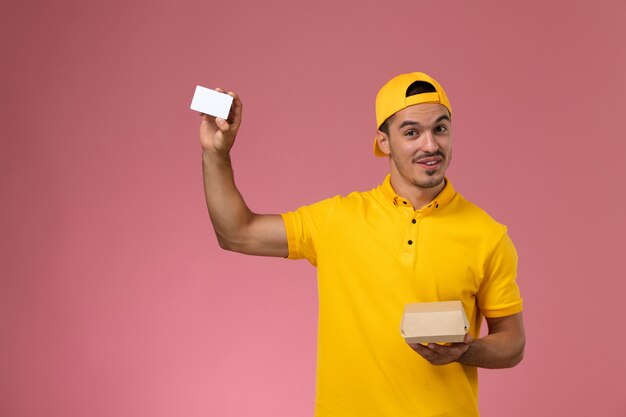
[{"xmin": 378, "ymin": 81, "xmax": 438, "ymax": 135}]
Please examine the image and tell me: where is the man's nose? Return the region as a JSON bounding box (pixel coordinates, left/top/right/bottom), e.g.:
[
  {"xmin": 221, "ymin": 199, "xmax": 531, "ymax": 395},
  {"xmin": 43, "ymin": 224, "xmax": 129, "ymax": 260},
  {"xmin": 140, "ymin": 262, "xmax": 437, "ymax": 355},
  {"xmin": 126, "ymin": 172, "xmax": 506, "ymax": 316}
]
[{"xmin": 420, "ymin": 131, "xmax": 438, "ymax": 153}]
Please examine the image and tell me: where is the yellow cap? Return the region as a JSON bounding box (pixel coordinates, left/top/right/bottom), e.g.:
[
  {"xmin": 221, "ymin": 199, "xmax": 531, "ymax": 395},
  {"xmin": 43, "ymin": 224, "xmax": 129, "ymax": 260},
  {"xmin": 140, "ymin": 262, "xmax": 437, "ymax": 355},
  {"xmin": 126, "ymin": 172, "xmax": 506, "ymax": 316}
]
[{"xmin": 374, "ymin": 72, "xmax": 452, "ymax": 157}]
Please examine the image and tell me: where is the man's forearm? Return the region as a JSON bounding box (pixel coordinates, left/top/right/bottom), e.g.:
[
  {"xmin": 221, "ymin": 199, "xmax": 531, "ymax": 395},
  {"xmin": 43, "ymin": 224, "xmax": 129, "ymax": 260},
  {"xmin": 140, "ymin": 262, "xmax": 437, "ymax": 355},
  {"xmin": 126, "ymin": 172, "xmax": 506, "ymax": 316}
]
[
  {"xmin": 202, "ymin": 150, "xmax": 288, "ymax": 257},
  {"xmin": 459, "ymin": 312, "xmax": 525, "ymax": 368},
  {"xmin": 202, "ymin": 150, "xmax": 254, "ymax": 250},
  {"xmin": 458, "ymin": 331, "xmax": 525, "ymax": 369}
]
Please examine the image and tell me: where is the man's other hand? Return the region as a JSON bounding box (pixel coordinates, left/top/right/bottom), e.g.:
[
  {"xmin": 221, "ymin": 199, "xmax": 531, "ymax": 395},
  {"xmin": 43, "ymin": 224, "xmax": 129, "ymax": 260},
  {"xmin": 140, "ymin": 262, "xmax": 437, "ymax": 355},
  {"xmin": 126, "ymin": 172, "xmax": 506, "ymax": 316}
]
[{"xmin": 408, "ymin": 333, "xmax": 473, "ymax": 366}]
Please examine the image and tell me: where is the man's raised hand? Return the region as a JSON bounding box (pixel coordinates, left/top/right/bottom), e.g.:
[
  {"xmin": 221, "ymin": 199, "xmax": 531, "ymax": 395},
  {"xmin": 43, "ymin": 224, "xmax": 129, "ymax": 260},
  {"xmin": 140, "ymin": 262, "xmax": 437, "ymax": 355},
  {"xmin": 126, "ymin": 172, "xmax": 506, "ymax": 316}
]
[{"xmin": 199, "ymin": 88, "xmax": 242, "ymax": 156}]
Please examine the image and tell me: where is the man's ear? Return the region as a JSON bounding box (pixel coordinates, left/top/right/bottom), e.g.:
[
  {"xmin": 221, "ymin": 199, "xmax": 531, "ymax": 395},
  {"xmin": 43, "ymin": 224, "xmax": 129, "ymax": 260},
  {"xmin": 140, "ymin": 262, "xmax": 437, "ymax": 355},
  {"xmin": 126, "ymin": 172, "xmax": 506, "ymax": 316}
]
[{"xmin": 375, "ymin": 130, "xmax": 391, "ymax": 156}]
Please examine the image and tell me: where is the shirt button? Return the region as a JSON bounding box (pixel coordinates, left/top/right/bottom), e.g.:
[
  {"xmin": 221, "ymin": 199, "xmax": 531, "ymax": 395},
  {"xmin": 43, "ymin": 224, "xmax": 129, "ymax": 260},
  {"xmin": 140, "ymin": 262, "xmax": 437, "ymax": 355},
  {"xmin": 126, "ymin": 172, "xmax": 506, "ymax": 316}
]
[
  {"xmin": 411, "ymin": 219, "xmax": 416, "ymax": 224},
  {"xmin": 408, "ymin": 240, "xmax": 413, "ymax": 245}
]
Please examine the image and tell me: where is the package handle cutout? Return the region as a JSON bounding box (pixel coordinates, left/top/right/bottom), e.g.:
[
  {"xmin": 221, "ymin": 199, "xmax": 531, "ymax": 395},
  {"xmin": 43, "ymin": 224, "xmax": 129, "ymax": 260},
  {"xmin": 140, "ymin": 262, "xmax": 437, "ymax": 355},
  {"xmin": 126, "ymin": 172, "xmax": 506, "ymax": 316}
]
[
  {"xmin": 400, "ymin": 300, "xmax": 470, "ymax": 344},
  {"xmin": 190, "ymin": 86, "xmax": 233, "ymax": 119}
]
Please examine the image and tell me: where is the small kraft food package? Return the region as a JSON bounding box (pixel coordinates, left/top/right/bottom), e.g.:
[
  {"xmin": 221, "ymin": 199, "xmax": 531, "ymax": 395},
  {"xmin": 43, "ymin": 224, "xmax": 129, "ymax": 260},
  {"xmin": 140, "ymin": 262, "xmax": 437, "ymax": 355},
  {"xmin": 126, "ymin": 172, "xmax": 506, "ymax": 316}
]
[{"xmin": 401, "ymin": 301, "xmax": 469, "ymax": 344}]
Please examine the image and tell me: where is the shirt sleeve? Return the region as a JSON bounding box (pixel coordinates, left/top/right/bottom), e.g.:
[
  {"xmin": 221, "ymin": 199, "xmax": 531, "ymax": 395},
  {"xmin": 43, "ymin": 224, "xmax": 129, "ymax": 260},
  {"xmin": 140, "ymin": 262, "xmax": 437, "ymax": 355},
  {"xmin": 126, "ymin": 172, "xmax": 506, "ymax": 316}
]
[
  {"xmin": 476, "ymin": 230, "xmax": 524, "ymax": 318},
  {"xmin": 280, "ymin": 196, "xmax": 340, "ymax": 266}
]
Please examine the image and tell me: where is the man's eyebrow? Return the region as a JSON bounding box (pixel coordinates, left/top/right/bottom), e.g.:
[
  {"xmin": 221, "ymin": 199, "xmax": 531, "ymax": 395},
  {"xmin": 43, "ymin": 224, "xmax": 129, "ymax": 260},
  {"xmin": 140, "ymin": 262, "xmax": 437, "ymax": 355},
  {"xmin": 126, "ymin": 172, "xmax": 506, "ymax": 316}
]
[
  {"xmin": 435, "ymin": 114, "xmax": 451, "ymax": 124},
  {"xmin": 398, "ymin": 120, "xmax": 421, "ymax": 129},
  {"xmin": 398, "ymin": 114, "xmax": 450, "ymax": 129}
]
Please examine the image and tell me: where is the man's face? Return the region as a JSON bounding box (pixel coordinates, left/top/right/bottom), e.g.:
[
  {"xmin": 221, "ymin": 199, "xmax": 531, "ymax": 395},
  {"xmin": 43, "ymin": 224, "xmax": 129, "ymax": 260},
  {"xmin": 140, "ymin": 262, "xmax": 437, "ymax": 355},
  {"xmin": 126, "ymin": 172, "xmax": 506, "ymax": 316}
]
[{"xmin": 376, "ymin": 103, "xmax": 452, "ymax": 190}]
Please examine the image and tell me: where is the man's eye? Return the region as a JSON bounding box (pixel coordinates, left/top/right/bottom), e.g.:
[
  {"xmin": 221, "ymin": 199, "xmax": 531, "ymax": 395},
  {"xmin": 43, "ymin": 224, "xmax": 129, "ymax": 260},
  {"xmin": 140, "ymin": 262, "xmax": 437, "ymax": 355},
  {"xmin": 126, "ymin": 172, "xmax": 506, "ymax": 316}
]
[
  {"xmin": 435, "ymin": 125, "xmax": 448, "ymax": 133},
  {"xmin": 405, "ymin": 130, "xmax": 418, "ymax": 137}
]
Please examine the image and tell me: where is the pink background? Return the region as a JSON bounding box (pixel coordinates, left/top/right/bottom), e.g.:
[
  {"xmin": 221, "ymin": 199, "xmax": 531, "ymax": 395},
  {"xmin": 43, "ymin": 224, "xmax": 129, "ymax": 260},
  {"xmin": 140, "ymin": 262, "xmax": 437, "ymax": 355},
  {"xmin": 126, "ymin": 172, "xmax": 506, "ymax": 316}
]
[{"xmin": 1, "ymin": 1, "xmax": 625, "ymax": 416}]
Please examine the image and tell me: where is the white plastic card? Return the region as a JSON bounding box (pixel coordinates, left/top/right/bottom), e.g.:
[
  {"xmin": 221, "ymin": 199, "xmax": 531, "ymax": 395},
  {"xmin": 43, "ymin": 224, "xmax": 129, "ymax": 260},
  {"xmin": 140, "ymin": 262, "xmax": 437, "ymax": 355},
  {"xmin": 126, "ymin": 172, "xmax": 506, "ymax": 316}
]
[{"xmin": 190, "ymin": 85, "xmax": 233, "ymax": 119}]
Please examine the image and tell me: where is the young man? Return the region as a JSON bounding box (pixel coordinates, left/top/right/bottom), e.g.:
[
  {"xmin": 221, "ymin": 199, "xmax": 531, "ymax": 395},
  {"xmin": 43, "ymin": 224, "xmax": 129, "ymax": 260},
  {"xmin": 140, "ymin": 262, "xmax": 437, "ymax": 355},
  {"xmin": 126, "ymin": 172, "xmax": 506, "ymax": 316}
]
[{"xmin": 199, "ymin": 72, "xmax": 525, "ymax": 417}]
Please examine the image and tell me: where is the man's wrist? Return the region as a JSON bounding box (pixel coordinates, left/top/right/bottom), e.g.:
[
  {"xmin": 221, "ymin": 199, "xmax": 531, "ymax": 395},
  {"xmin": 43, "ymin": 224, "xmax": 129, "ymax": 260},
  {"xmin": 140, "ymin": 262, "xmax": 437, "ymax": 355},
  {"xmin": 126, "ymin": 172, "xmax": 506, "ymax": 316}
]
[
  {"xmin": 202, "ymin": 148, "xmax": 231, "ymax": 165},
  {"xmin": 457, "ymin": 336, "xmax": 475, "ymax": 365}
]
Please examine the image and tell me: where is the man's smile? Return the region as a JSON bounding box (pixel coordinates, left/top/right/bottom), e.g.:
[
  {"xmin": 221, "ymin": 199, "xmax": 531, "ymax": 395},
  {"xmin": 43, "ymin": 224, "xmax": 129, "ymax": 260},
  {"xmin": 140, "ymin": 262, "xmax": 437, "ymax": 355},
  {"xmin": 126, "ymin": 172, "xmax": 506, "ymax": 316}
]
[{"xmin": 414, "ymin": 152, "xmax": 444, "ymax": 169}]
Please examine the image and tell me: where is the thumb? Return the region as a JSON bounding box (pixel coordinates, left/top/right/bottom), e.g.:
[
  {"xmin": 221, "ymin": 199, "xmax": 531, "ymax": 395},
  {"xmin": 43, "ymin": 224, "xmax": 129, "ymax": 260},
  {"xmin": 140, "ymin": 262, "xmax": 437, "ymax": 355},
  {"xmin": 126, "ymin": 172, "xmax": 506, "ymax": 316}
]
[{"xmin": 215, "ymin": 117, "xmax": 231, "ymax": 132}]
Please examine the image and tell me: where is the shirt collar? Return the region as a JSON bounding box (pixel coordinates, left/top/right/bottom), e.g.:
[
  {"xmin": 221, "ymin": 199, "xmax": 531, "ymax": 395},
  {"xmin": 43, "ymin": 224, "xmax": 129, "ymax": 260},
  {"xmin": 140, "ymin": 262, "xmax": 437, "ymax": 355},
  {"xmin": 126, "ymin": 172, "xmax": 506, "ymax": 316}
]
[{"xmin": 379, "ymin": 174, "xmax": 456, "ymax": 211}]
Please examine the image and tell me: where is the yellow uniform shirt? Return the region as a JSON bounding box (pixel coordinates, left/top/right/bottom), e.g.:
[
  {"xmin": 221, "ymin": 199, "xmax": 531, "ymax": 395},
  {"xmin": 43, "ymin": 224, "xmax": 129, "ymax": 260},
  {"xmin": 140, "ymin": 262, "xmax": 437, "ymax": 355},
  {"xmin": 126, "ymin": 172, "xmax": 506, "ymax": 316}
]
[{"xmin": 281, "ymin": 175, "xmax": 523, "ymax": 417}]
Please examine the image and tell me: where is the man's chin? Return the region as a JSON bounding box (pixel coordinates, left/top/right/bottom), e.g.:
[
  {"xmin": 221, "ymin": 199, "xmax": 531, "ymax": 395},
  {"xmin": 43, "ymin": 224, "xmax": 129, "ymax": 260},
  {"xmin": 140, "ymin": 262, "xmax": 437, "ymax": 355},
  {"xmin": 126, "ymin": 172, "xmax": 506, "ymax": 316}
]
[{"xmin": 413, "ymin": 173, "xmax": 445, "ymax": 189}]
